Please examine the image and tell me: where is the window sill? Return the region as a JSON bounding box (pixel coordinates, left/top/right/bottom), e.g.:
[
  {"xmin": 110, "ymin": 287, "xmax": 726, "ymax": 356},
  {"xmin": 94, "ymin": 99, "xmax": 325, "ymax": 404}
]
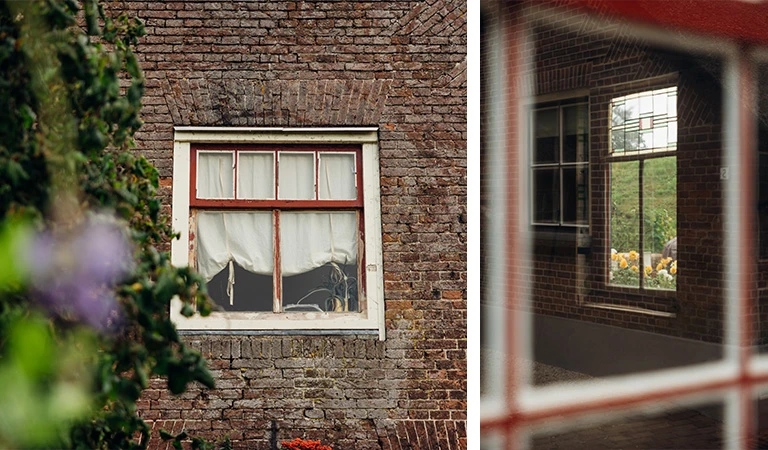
[
  {"xmin": 170, "ymin": 301, "xmax": 381, "ymax": 335},
  {"xmin": 601, "ymin": 284, "xmax": 678, "ymax": 301},
  {"xmin": 178, "ymin": 329, "xmax": 379, "ymax": 337},
  {"xmin": 582, "ymin": 301, "xmax": 676, "ymax": 318}
]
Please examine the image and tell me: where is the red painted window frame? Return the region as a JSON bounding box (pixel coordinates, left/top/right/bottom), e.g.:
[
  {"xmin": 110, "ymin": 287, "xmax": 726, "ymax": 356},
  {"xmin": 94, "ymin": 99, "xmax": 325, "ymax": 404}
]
[{"xmin": 189, "ymin": 143, "xmax": 367, "ymax": 313}]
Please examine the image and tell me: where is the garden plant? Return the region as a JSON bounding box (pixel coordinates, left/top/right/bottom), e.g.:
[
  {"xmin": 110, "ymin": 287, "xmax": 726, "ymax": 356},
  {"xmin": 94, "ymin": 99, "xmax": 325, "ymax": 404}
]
[{"xmin": 0, "ymin": 0, "xmax": 215, "ymax": 448}]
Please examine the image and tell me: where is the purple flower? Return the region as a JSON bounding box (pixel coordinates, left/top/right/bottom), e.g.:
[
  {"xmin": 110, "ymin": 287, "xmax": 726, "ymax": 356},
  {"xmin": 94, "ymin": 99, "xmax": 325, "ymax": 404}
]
[{"xmin": 24, "ymin": 215, "xmax": 133, "ymax": 332}]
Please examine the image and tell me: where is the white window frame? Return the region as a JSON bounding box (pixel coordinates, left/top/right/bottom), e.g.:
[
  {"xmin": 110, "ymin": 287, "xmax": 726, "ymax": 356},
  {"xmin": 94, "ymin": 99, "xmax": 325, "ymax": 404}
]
[
  {"xmin": 530, "ymin": 100, "xmax": 590, "ymax": 227},
  {"xmin": 170, "ymin": 127, "xmax": 385, "ymax": 340},
  {"xmin": 607, "ymin": 86, "xmax": 678, "ymax": 291}
]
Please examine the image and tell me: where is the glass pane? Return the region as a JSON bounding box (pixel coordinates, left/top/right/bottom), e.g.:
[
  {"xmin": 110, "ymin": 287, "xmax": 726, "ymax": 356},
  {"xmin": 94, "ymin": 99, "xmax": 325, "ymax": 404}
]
[
  {"xmin": 625, "ymin": 97, "xmax": 639, "ymax": 121},
  {"xmin": 610, "ymin": 160, "xmax": 640, "ymax": 287},
  {"xmin": 283, "ymin": 263, "xmax": 358, "ymax": 312},
  {"xmin": 563, "ymin": 104, "xmax": 588, "ymax": 163},
  {"xmin": 653, "ymin": 92, "xmax": 668, "ymax": 115},
  {"xmin": 611, "ymin": 101, "xmax": 625, "ymax": 126},
  {"xmin": 758, "ymin": 63, "xmax": 768, "ymax": 354},
  {"xmin": 533, "ymin": 168, "xmax": 559, "ymax": 224},
  {"xmin": 611, "ymin": 128, "xmax": 625, "ymax": 153},
  {"xmin": 529, "ymin": 401, "xmax": 725, "ymax": 449},
  {"xmin": 562, "ymin": 166, "xmax": 588, "ymax": 225},
  {"xmin": 643, "ymin": 156, "xmax": 677, "ymax": 290},
  {"xmin": 668, "ymin": 122, "xmax": 678, "ymax": 145},
  {"xmin": 278, "ymin": 152, "xmax": 315, "ymax": 200},
  {"xmin": 534, "ymin": 108, "xmax": 559, "ymax": 164},
  {"xmin": 280, "ymin": 212, "xmax": 359, "ymax": 313},
  {"xmin": 611, "ymin": 88, "xmax": 678, "ymax": 153},
  {"xmin": 318, "ymin": 153, "xmax": 357, "ymax": 200},
  {"xmin": 197, "ymin": 152, "xmax": 234, "ymax": 199},
  {"xmin": 625, "ymin": 130, "xmax": 639, "ymax": 151},
  {"xmin": 638, "ymin": 130, "xmax": 653, "ymax": 150},
  {"xmin": 668, "ymin": 91, "xmax": 677, "ymax": 118},
  {"xmin": 207, "ymin": 262, "xmax": 273, "ymax": 312},
  {"xmin": 237, "ymin": 152, "xmax": 274, "ymax": 199},
  {"xmin": 639, "ymin": 94, "xmax": 653, "ymax": 115}
]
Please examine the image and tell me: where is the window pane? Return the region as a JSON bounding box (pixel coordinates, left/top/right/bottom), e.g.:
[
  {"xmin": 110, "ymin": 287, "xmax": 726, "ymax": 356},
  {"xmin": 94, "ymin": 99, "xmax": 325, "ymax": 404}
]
[
  {"xmin": 611, "ymin": 128, "xmax": 625, "ymax": 153},
  {"xmin": 562, "ymin": 166, "xmax": 588, "ymax": 225},
  {"xmin": 611, "ymin": 101, "xmax": 625, "ymax": 126},
  {"xmin": 625, "ymin": 97, "xmax": 639, "ymax": 121},
  {"xmin": 278, "ymin": 152, "xmax": 315, "ymax": 200},
  {"xmin": 610, "ymin": 160, "xmax": 640, "ymax": 287},
  {"xmin": 280, "ymin": 212, "xmax": 359, "ymax": 312},
  {"xmin": 533, "ymin": 168, "xmax": 559, "ymax": 224},
  {"xmin": 283, "ymin": 263, "xmax": 358, "ymax": 313},
  {"xmin": 563, "ymin": 104, "xmax": 588, "ymax": 163},
  {"xmin": 318, "ymin": 153, "xmax": 357, "ymax": 200},
  {"xmin": 610, "ymin": 88, "xmax": 678, "ymax": 154},
  {"xmin": 196, "ymin": 212, "xmax": 274, "ymax": 312},
  {"xmin": 198, "ymin": 152, "xmax": 234, "ymax": 199},
  {"xmin": 643, "ymin": 156, "xmax": 677, "ymax": 290},
  {"xmin": 207, "ymin": 262, "xmax": 273, "ymax": 312},
  {"xmin": 529, "ymin": 401, "xmax": 724, "ymax": 449},
  {"xmin": 238, "ymin": 152, "xmax": 274, "ymax": 199},
  {"xmin": 534, "ymin": 108, "xmax": 559, "ymax": 164}
]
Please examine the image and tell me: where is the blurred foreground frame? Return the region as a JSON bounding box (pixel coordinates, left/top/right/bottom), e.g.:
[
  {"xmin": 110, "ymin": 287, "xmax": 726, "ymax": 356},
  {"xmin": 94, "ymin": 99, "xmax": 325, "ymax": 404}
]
[{"xmin": 481, "ymin": 1, "xmax": 768, "ymax": 448}]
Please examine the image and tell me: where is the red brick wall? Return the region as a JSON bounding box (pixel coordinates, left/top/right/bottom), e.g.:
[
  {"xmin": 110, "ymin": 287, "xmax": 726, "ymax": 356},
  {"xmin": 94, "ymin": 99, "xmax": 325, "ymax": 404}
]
[
  {"xmin": 520, "ymin": 5, "xmax": 727, "ymax": 343},
  {"xmin": 117, "ymin": 1, "xmax": 467, "ymax": 449}
]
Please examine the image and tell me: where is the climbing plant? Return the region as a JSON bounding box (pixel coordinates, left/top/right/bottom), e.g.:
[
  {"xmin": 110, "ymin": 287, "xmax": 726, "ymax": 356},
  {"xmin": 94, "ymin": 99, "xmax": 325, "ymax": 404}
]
[{"xmin": 0, "ymin": 0, "xmax": 213, "ymax": 448}]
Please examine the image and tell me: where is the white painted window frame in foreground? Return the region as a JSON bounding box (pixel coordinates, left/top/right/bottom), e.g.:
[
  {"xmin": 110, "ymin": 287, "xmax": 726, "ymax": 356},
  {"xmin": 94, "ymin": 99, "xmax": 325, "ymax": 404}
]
[{"xmin": 170, "ymin": 127, "xmax": 385, "ymax": 340}]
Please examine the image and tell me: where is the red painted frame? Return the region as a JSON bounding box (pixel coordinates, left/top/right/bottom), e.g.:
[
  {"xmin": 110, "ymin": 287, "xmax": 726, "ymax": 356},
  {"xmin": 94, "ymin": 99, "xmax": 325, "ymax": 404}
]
[
  {"xmin": 190, "ymin": 144, "xmax": 364, "ymax": 209},
  {"xmin": 190, "ymin": 143, "xmax": 367, "ymax": 314}
]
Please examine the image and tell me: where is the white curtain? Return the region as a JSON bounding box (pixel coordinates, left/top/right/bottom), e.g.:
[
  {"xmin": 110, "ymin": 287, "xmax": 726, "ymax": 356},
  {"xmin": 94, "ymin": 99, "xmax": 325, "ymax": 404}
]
[
  {"xmin": 196, "ymin": 212, "xmax": 274, "ymax": 281},
  {"xmin": 319, "ymin": 153, "xmax": 356, "ymax": 200},
  {"xmin": 280, "ymin": 212, "xmax": 357, "ymax": 276},
  {"xmin": 278, "ymin": 152, "xmax": 315, "ymax": 200},
  {"xmin": 238, "ymin": 152, "xmax": 274, "ymax": 199},
  {"xmin": 198, "ymin": 152, "xmax": 234, "ymax": 199}
]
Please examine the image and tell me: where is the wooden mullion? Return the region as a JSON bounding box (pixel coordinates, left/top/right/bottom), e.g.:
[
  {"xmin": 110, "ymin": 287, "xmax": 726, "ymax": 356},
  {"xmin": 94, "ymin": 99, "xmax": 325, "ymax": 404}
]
[{"xmin": 274, "ymin": 209, "xmax": 281, "ymax": 313}]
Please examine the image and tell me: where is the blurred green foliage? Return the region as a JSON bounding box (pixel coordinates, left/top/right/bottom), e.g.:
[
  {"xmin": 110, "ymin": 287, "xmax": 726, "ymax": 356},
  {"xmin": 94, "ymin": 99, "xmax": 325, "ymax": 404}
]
[{"xmin": 0, "ymin": 0, "xmax": 214, "ymax": 448}]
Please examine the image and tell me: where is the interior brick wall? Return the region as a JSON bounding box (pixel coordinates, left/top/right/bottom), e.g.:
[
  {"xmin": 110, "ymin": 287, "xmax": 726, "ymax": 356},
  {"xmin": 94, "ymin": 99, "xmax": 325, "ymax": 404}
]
[
  {"xmin": 520, "ymin": 4, "xmax": 727, "ymax": 344},
  {"xmin": 115, "ymin": 1, "xmax": 467, "ymax": 449}
]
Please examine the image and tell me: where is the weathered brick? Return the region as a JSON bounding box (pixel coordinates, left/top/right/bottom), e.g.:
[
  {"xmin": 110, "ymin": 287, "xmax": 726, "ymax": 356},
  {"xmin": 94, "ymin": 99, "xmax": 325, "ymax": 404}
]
[{"xmin": 125, "ymin": 0, "xmax": 466, "ymax": 447}]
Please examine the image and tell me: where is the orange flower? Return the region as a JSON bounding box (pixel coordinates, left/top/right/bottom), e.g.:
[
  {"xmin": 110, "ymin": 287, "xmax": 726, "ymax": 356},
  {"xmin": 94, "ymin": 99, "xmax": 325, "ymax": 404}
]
[
  {"xmin": 629, "ymin": 250, "xmax": 638, "ymax": 261},
  {"xmin": 620, "ymin": 259, "xmax": 628, "ymax": 269},
  {"xmin": 656, "ymin": 263, "xmax": 663, "ymax": 271},
  {"xmin": 630, "ymin": 265, "xmax": 639, "ymax": 273}
]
